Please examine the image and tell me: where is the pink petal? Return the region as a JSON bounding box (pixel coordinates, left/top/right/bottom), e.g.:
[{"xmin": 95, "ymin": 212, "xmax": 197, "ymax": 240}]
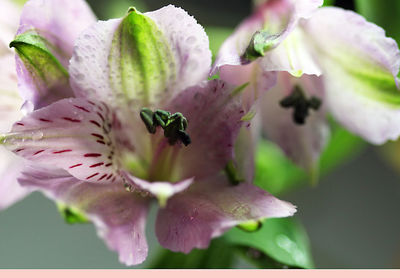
[
  {"xmin": 17, "ymin": 0, "xmax": 96, "ymax": 63},
  {"xmin": 18, "ymin": 166, "xmax": 150, "ymax": 266},
  {"xmin": 14, "ymin": 0, "xmax": 96, "ymax": 110},
  {"xmin": 69, "ymin": 19, "xmax": 121, "ymax": 102},
  {"xmin": 0, "ymin": 149, "xmax": 30, "ymax": 210},
  {"xmin": 0, "ymin": 53, "xmax": 23, "ymax": 133},
  {"xmin": 167, "ymin": 80, "xmax": 243, "ymax": 180},
  {"xmin": 146, "ymin": 5, "xmax": 212, "ymax": 99},
  {"xmin": 0, "ymin": 0, "xmax": 20, "ymax": 54},
  {"xmin": 122, "ymin": 173, "xmax": 193, "ymax": 207},
  {"xmin": 156, "ymin": 174, "xmax": 296, "ymax": 253},
  {"xmin": 3, "ymin": 98, "xmax": 122, "ymax": 184},
  {"xmin": 213, "ymin": 0, "xmax": 322, "ymax": 73},
  {"xmin": 260, "ymin": 73, "xmax": 329, "ymax": 170},
  {"xmin": 70, "ymin": 6, "xmax": 211, "ymax": 107},
  {"xmin": 303, "ymin": 7, "xmax": 400, "ymax": 144}
]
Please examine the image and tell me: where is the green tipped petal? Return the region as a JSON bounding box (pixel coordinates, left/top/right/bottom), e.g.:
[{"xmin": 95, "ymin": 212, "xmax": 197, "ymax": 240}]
[
  {"xmin": 10, "ymin": 31, "xmax": 73, "ymax": 108},
  {"xmin": 109, "ymin": 9, "xmax": 175, "ymax": 106}
]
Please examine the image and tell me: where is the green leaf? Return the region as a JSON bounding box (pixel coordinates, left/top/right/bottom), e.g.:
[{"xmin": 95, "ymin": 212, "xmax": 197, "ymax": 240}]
[
  {"xmin": 255, "ymin": 121, "xmax": 366, "ymax": 196},
  {"xmin": 205, "ymin": 26, "xmax": 233, "ymax": 60},
  {"xmin": 254, "ymin": 140, "xmax": 305, "ymax": 196},
  {"xmin": 149, "ymin": 238, "xmax": 235, "ymax": 269},
  {"xmin": 10, "ymin": 31, "xmax": 70, "ymax": 91},
  {"xmin": 355, "ymin": 0, "xmax": 400, "ymax": 45},
  {"xmin": 224, "ymin": 217, "xmax": 314, "ymax": 269},
  {"xmin": 322, "ymin": 0, "xmax": 335, "ymax": 6},
  {"xmin": 109, "ymin": 8, "xmax": 175, "ymax": 106}
]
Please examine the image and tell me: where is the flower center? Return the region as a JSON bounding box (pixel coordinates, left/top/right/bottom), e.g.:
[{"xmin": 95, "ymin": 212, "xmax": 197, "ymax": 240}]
[
  {"xmin": 279, "ymin": 86, "xmax": 321, "ymax": 125},
  {"xmin": 140, "ymin": 108, "xmax": 191, "ymax": 146}
]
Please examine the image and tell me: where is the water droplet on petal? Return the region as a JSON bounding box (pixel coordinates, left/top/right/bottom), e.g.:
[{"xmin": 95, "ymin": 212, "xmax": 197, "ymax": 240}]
[
  {"xmin": 21, "ymin": 101, "xmax": 34, "ymax": 116},
  {"xmin": 31, "ymin": 131, "xmax": 44, "ymax": 141},
  {"xmin": 186, "ymin": 36, "xmax": 196, "ymax": 44}
]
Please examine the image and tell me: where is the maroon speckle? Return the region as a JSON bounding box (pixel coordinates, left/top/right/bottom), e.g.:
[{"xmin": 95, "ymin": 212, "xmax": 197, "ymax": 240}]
[
  {"xmin": 84, "ymin": 153, "xmax": 102, "ymax": 157},
  {"xmin": 106, "ymin": 174, "xmax": 113, "ymax": 180},
  {"xmin": 97, "ymin": 105, "xmax": 104, "ymax": 112},
  {"xmin": 39, "ymin": 118, "xmax": 53, "ymax": 122},
  {"xmin": 63, "ymin": 117, "xmax": 81, "ymax": 123},
  {"xmin": 69, "ymin": 163, "xmax": 82, "ymax": 169},
  {"xmin": 15, "ymin": 148, "xmax": 24, "ymax": 153},
  {"xmin": 96, "ymin": 112, "xmax": 105, "ymax": 122},
  {"xmin": 96, "ymin": 140, "xmax": 106, "ymax": 145},
  {"xmin": 33, "ymin": 150, "xmax": 45, "ymax": 155},
  {"xmin": 246, "ymin": 123, "xmax": 251, "ymax": 128},
  {"xmin": 90, "ymin": 162, "xmax": 104, "ymax": 168},
  {"xmin": 53, "ymin": 149, "xmax": 72, "ymax": 154},
  {"xmin": 16, "ymin": 122, "xmax": 24, "ymax": 126},
  {"xmin": 105, "ymin": 163, "xmax": 112, "ymax": 167},
  {"xmin": 87, "ymin": 101, "xmax": 96, "ymax": 106},
  {"xmin": 91, "ymin": 133, "xmax": 104, "ymax": 140},
  {"xmin": 100, "ymin": 101, "xmax": 110, "ymax": 113},
  {"xmin": 74, "ymin": 105, "xmax": 90, "ymax": 113},
  {"xmin": 98, "ymin": 174, "xmax": 108, "ymax": 181},
  {"xmin": 90, "ymin": 120, "xmax": 101, "ymax": 128},
  {"xmin": 86, "ymin": 173, "xmax": 99, "ymax": 180},
  {"xmin": 111, "ymin": 177, "xmax": 116, "ymax": 182}
]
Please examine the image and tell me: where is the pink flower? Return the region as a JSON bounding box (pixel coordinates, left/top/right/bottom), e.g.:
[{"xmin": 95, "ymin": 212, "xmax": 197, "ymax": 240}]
[
  {"xmin": 1, "ymin": 0, "xmax": 296, "ymax": 265},
  {"xmin": 213, "ymin": 0, "xmax": 400, "ymax": 170}
]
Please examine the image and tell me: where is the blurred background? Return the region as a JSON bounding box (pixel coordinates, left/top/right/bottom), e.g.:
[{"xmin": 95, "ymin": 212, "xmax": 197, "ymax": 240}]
[{"xmin": 1, "ymin": 0, "xmax": 400, "ymax": 269}]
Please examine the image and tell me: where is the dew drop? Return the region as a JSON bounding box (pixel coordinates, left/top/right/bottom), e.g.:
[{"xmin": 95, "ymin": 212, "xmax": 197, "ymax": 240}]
[
  {"xmin": 21, "ymin": 101, "xmax": 34, "ymax": 116},
  {"xmin": 186, "ymin": 36, "xmax": 196, "ymax": 44},
  {"xmin": 31, "ymin": 131, "xmax": 44, "ymax": 141}
]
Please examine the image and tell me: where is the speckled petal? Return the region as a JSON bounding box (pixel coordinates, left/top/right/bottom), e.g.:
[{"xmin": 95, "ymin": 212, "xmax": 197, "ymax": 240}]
[
  {"xmin": 70, "ymin": 6, "xmax": 211, "ymax": 107},
  {"xmin": 1, "ymin": 98, "xmax": 121, "ymax": 184},
  {"xmin": 156, "ymin": 174, "xmax": 296, "ymax": 253},
  {"xmin": 18, "ymin": 166, "xmax": 150, "ymax": 266}
]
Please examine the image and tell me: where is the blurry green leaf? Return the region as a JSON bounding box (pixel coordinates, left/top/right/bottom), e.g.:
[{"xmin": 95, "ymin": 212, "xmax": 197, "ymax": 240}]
[
  {"xmin": 224, "ymin": 217, "xmax": 314, "ymax": 269},
  {"xmin": 255, "ymin": 121, "xmax": 366, "ymax": 196},
  {"xmin": 322, "ymin": 0, "xmax": 335, "ymax": 6},
  {"xmin": 355, "ymin": 0, "xmax": 400, "ymax": 45},
  {"xmin": 254, "ymin": 140, "xmax": 305, "ymax": 196},
  {"xmin": 149, "ymin": 238, "xmax": 235, "ymax": 269},
  {"xmin": 205, "ymin": 26, "xmax": 233, "ymax": 60},
  {"xmin": 319, "ymin": 122, "xmax": 365, "ymax": 175}
]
